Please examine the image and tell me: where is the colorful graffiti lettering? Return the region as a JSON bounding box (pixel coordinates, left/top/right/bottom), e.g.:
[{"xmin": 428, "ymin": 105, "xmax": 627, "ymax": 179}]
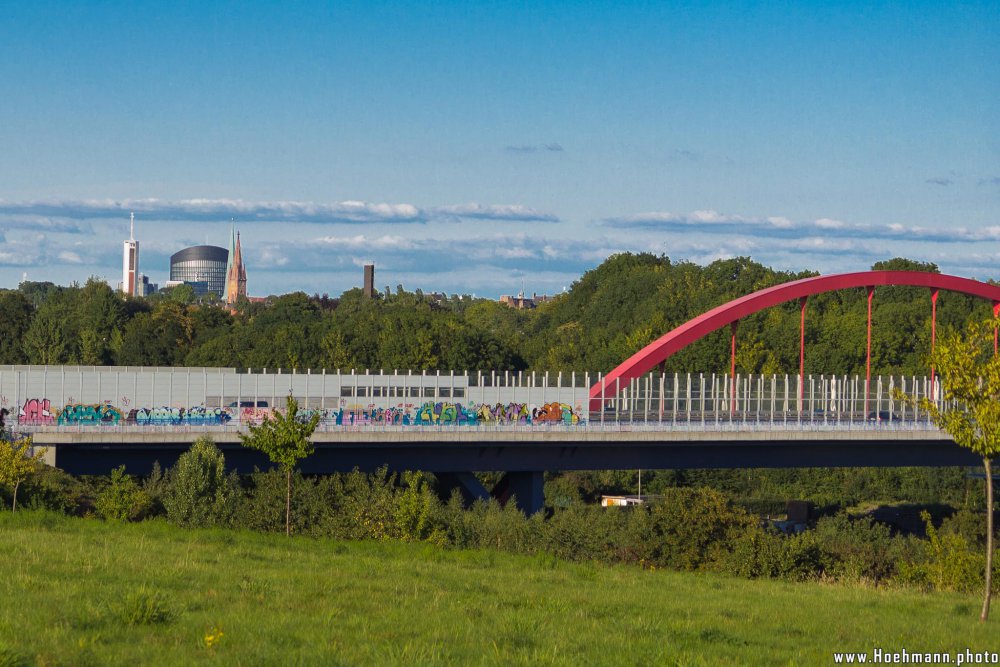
[
  {"xmin": 533, "ymin": 402, "xmax": 581, "ymax": 425},
  {"xmin": 20, "ymin": 398, "xmax": 56, "ymax": 425},
  {"xmin": 13, "ymin": 399, "xmax": 583, "ymax": 428},
  {"xmin": 474, "ymin": 402, "xmax": 531, "ymax": 424},
  {"xmin": 126, "ymin": 406, "xmax": 233, "ymax": 425},
  {"xmin": 57, "ymin": 403, "xmax": 122, "ymax": 426},
  {"xmin": 414, "ymin": 402, "xmax": 478, "ymax": 425},
  {"xmin": 241, "ymin": 407, "xmax": 273, "ymax": 424},
  {"xmin": 328, "ymin": 406, "xmax": 411, "ymax": 426}
]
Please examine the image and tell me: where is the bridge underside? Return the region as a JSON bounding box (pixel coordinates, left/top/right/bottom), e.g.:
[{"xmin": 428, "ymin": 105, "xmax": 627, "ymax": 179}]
[{"xmin": 46, "ymin": 434, "xmax": 979, "ymax": 514}]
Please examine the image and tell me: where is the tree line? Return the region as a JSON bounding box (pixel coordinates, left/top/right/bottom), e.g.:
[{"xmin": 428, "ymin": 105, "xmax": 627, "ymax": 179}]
[{"xmin": 1, "ymin": 255, "xmax": 990, "ymax": 375}]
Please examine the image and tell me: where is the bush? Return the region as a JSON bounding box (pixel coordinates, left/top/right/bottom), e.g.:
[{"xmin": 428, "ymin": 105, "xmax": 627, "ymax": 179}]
[
  {"xmin": 723, "ymin": 524, "xmax": 790, "ymax": 579},
  {"xmin": 639, "ymin": 487, "xmax": 756, "ymax": 570},
  {"xmin": 95, "ymin": 466, "xmax": 151, "ymax": 521},
  {"xmin": 812, "ymin": 513, "xmax": 904, "ymax": 584},
  {"xmin": 141, "ymin": 462, "xmax": 169, "ymax": 517},
  {"xmin": 540, "ymin": 504, "xmax": 624, "ymax": 562},
  {"xmin": 393, "ymin": 471, "xmax": 441, "ymax": 542},
  {"xmin": 465, "ymin": 498, "xmax": 536, "ymax": 553},
  {"xmin": 162, "ymin": 437, "xmax": 239, "ymax": 527},
  {"xmin": 6, "ymin": 465, "xmax": 90, "ymax": 514},
  {"xmin": 236, "ymin": 469, "xmax": 338, "ymax": 535},
  {"xmin": 897, "ymin": 511, "xmax": 985, "ymax": 593}
]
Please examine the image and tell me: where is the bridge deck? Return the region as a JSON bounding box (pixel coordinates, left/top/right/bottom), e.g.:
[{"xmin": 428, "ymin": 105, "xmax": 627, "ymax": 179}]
[{"xmin": 28, "ymin": 424, "xmax": 977, "ymax": 478}]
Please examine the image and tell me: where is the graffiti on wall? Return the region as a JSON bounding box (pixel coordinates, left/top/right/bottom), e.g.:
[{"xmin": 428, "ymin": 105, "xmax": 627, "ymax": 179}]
[
  {"xmin": 14, "ymin": 398, "xmax": 584, "ymax": 427},
  {"xmin": 58, "ymin": 403, "xmax": 122, "ymax": 426},
  {"xmin": 20, "ymin": 398, "xmax": 56, "ymax": 425},
  {"xmin": 125, "ymin": 407, "xmax": 233, "ymax": 426},
  {"xmin": 533, "ymin": 402, "xmax": 581, "ymax": 425},
  {"xmin": 415, "ymin": 401, "xmax": 581, "ymax": 425},
  {"xmin": 240, "ymin": 407, "xmax": 272, "ymax": 424}
]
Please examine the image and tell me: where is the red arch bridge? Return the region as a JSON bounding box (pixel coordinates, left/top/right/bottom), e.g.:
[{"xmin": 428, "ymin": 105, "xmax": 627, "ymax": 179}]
[{"xmin": 8, "ymin": 271, "xmax": 997, "ymax": 514}]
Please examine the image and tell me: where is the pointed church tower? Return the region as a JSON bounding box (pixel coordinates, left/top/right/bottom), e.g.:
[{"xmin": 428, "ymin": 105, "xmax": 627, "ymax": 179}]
[
  {"xmin": 225, "ymin": 230, "xmax": 248, "ymax": 305},
  {"xmin": 224, "ymin": 223, "xmax": 236, "ymax": 302}
]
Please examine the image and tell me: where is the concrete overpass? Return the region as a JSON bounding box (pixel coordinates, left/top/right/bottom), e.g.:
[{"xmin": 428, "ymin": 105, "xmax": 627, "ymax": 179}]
[{"xmin": 30, "ymin": 424, "xmax": 973, "ymax": 514}]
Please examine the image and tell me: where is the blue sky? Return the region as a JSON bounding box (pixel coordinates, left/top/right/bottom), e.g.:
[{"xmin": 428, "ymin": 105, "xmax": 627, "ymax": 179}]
[{"xmin": 0, "ymin": 1, "xmax": 997, "ymax": 296}]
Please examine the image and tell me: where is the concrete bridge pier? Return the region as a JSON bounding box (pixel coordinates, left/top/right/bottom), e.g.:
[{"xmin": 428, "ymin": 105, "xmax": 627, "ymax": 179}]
[
  {"xmin": 491, "ymin": 471, "xmax": 545, "ymax": 515},
  {"xmin": 435, "ymin": 472, "xmax": 492, "ymax": 506},
  {"xmin": 435, "ymin": 471, "xmax": 546, "ymax": 515}
]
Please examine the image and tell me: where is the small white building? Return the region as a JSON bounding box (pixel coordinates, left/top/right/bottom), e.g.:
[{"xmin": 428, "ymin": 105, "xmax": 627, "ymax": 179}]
[{"xmin": 601, "ymin": 495, "xmax": 646, "ymax": 507}]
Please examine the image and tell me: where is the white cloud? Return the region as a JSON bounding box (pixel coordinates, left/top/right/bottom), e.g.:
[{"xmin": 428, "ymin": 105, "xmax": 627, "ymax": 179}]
[
  {"xmin": 605, "ymin": 209, "xmax": 1000, "ymax": 244},
  {"xmin": 0, "ymin": 198, "xmax": 558, "ymax": 225},
  {"xmin": 431, "ymin": 203, "xmax": 559, "ymax": 223},
  {"xmin": 814, "ymin": 218, "xmax": 846, "ymax": 229},
  {"xmin": 2, "ymin": 200, "xmax": 997, "ymax": 298},
  {"xmin": 56, "ymin": 251, "xmax": 84, "ymax": 264},
  {"xmin": 0, "ymin": 216, "xmax": 89, "ymax": 233},
  {"xmin": 313, "ymin": 234, "xmax": 416, "ymax": 250}
]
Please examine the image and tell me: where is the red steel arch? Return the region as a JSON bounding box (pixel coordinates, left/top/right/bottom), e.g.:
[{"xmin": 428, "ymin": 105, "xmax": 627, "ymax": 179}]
[{"xmin": 589, "ymin": 270, "xmax": 1000, "ymax": 408}]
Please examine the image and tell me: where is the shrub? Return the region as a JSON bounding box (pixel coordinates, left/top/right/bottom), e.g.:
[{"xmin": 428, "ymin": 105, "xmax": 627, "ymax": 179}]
[
  {"xmin": 7, "ymin": 465, "xmax": 89, "ymax": 514},
  {"xmin": 95, "ymin": 466, "xmax": 151, "ymax": 521},
  {"xmin": 464, "ymin": 498, "xmax": 534, "ymax": 554},
  {"xmin": 162, "ymin": 437, "xmax": 239, "ymax": 527},
  {"xmin": 640, "ymin": 487, "xmax": 756, "ymax": 570},
  {"xmin": 540, "ymin": 504, "xmax": 625, "ymax": 562},
  {"xmin": 724, "ymin": 524, "xmax": 790, "ymax": 579},
  {"xmin": 236, "ymin": 469, "xmax": 338, "ymax": 535},
  {"xmin": 812, "ymin": 513, "xmax": 904, "ymax": 584},
  {"xmin": 141, "ymin": 461, "xmax": 169, "ymax": 517},
  {"xmin": 329, "ymin": 468, "xmax": 400, "ymax": 540},
  {"xmin": 898, "ymin": 511, "xmax": 984, "ymax": 593},
  {"xmin": 393, "ymin": 471, "xmax": 441, "ymax": 542}
]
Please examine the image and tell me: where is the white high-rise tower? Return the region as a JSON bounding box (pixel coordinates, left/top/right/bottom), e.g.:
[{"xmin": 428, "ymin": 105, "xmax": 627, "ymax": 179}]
[{"xmin": 122, "ymin": 212, "xmax": 138, "ymax": 296}]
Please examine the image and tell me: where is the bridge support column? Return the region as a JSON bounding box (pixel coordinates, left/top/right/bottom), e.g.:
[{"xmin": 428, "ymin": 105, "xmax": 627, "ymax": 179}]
[
  {"xmin": 492, "ymin": 471, "xmax": 545, "ymax": 515},
  {"xmin": 435, "ymin": 472, "xmax": 491, "ymax": 506}
]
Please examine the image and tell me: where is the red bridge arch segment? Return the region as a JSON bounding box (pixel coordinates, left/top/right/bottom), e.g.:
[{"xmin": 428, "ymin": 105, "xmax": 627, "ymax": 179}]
[{"xmin": 589, "ymin": 270, "xmax": 1000, "ymax": 408}]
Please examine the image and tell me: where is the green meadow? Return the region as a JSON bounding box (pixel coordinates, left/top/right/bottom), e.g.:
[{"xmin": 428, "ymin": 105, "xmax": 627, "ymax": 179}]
[{"xmin": 0, "ymin": 511, "xmax": 995, "ymax": 666}]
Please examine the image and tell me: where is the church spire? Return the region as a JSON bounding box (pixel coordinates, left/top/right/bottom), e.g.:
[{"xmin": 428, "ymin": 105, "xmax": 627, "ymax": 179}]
[
  {"xmin": 225, "ymin": 228, "xmax": 247, "ymax": 305},
  {"xmin": 224, "ymin": 221, "xmax": 236, "ymax": 301}
]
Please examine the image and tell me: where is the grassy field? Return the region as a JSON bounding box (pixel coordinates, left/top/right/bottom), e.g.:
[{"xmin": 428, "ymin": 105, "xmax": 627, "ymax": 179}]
[{"xmin": 0, "ymin": 511, "xmax": 996, "ymax": 666}]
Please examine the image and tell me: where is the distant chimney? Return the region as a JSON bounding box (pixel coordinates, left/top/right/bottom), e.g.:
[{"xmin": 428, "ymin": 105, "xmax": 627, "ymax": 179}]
[{"xmin": 363, "ymin": 264, "xmax": 375, "ymax": 298}]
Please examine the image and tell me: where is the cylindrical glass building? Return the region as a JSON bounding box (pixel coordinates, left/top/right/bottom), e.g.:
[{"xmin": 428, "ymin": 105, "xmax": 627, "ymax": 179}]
[{"xmin": 169, "ymin": 246, "xmax": 229, "ymax": 297}]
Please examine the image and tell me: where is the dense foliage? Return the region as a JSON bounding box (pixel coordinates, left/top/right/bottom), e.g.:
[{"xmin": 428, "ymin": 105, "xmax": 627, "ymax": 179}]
[
  {"xmin": 1, "ymin": 255, "xmax": 990, "ymax": 375},
  {"xmin": 2, "ymin": 453, "xmax": 996, "ymax": 595}
]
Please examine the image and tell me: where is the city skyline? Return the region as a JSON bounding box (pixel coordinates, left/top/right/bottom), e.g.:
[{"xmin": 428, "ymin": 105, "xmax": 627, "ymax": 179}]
[{"xmin": 1, "ymin": 2, "xmax": 997, "ymax": 297}]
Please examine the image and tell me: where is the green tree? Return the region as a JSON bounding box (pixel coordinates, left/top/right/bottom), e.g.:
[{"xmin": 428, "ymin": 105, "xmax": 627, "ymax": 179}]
[
  {"xmin": 163, "ymin": 437, "xmax": 239, "ymax": 527},
  {"xmin": 239, "ymin": 396, "xmax": 320, "ymax": 536},
  {"xmin": 0, "ymin": 290, "xmax": 33, "ymax": 363},
  {"xmin": 22, "ymin": 308, "xmax": 67, "ymax": 364},
  {"xmin": 903, "ymin": 318, "xmax": 1000, "ymax": 622},
  {"xmin": 320, "ymin": 329, "xmax": 356, "ymax": 370},
  {"xmin": 0, "ymin": 437, "xmax": 47, "ymax": 511},
  {"xmin": 95, "ymin": 466, "xmax": 151, "ymax": 521}
]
